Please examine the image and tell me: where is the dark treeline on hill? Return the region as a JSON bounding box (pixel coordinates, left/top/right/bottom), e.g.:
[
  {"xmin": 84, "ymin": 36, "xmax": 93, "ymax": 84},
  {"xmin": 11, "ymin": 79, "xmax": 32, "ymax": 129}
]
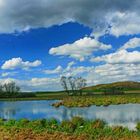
[
  {"xmin": 83, "ymin": 81, "xmax": 140, "ymax": 92},
  {"xmin": 0, "ymin": 82, "xmax": 35, "ymax": 98}
]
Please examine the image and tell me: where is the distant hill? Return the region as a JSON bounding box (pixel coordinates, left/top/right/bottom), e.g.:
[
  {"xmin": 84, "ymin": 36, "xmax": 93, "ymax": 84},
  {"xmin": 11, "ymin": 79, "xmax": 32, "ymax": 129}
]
[{"xmin": 84, "ymin": 81, "xmax": 140, "ymax": 91}]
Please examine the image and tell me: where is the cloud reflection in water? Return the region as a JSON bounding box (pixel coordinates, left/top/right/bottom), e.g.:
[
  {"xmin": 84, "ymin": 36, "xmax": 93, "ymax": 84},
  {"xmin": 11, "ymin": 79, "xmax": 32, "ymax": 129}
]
[{"xmin": 0, "ymin": 101, "xmax": 140, "ymax": 130}]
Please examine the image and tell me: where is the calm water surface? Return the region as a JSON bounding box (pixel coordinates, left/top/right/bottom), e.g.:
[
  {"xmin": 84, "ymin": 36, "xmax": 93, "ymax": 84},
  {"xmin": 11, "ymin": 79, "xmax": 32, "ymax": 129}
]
[{"xmin": 0, "ymin": 100, "xmax": 140, "ymax": 130}]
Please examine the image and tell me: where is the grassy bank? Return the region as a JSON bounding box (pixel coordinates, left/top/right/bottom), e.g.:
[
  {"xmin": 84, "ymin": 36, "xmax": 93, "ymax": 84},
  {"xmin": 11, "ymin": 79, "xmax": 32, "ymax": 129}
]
[
  {"xmin": 53, "ymin": 94, "xmax": 140, "ymax": 107},
  {"xmin": 0, "ymin": 117, "xmax": 140, "ymax": 140}
]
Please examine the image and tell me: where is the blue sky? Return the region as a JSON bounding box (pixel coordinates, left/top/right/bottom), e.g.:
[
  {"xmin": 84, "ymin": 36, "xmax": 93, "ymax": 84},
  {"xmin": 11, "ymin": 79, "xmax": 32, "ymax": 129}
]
[
  {"xmin": 0, "ymin": 23, "xmax": 91, "ymax": 67},
  {"xmin": 0, "ymin": 0, "xmax": 140, "ymax": 91}
]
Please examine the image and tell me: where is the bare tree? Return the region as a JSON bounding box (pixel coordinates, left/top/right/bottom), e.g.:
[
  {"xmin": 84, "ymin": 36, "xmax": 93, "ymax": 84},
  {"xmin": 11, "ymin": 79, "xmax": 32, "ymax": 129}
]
[
  {"xmin": 75, "ymin": 77, "xmax": 87, "ymax": 95},
  {"xmin": 3, "ymin": 82, "xmax": 20, "ymax": 94},
  {"xmin": 0, "ymin": 85, "xmax": 3, "ymax": 93},
  {"xmin": 60, "ymin": 76, "xmax": 87, "ymax": 96},
  {"xmin": 68, "ymin": 76, "xmax": 76, "ymax": 95},
  {"xmin": 60, "ymin": 76, "xmax": 69, "ymax": 95}
]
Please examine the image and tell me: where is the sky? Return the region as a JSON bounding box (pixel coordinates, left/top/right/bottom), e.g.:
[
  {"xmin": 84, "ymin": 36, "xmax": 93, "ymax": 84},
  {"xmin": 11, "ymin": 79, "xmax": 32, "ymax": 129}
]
[{"xmin": 0, "ymin": 0, "xmax": 140, "ymax": 91}]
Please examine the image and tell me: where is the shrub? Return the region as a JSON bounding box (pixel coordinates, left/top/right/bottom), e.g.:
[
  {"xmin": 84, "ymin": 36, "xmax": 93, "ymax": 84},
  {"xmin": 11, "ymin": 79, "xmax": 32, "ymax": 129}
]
[
  {"xmin": 40, "ymin": 119, "xmax": 46, "ymax": 127},
  {"xmin": 61, "ymin": 120, "xmax": 76, "ymax": 133},
  {"xmin": 5, "ymin": 119, "xmax": 16, "ymax": 127},
  {"xmin": 71, "ymin": 116, "xmax": 85, "ymax": 126},
  {"xmin": 15, "ymin": 119, "xmax": 29, "ymax": 127},
  {"xmin": 45, "ymin": 119, "xmax": 58, "ymax": 130},
  {"xmin": 47, "ymin": 119, "xmax": 58, "ymax": 126},
  {"xmin": 136, "ymin": 122, "xmax": 140, "ymax": 131},
  {"xmin": 17, "ymin": 93, "xmax": 36, "ymax": 98},
  {"xmin": 92, "ymin": 120, "xmax": 106, "ymax": 129},
  {"xmin": 112, "ymin": 126, "xmax": 126, "ymax": 132},
  {"xmin": 0, "ymin": 119, "xmax": 4, "ymax": 125},
  {"xmin": 104, "ymin": 87, "xmax": 124, "ymax": 95}
]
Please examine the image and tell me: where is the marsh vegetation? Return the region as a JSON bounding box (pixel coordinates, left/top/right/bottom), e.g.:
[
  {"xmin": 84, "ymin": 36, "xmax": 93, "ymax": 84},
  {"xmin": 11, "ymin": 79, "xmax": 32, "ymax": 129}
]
[
  {"xmin": 53, "ymin": 94, "xmax": 140, "ymax": 107},
  {"xmin": 0, "ymin": 117, "xmax": 140, "ymax": 140}
]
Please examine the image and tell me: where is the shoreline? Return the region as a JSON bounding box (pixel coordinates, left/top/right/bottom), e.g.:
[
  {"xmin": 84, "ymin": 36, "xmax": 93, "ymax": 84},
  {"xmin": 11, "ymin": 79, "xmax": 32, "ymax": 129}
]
[{"xmin": 0, "ymin": 94, "xmax": 140, "ymax": 107}]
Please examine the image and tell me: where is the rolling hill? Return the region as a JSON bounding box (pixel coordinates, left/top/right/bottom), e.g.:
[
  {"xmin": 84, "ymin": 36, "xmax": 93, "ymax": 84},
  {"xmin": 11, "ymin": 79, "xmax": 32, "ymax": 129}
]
[{"xmin": 84, "ymin": 81, "xmax": 140, "ymax": 91}]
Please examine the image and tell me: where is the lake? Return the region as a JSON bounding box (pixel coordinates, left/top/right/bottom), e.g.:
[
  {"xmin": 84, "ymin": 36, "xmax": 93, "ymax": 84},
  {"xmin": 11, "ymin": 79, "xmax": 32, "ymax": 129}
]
[{"xmin": 0, "ymin": 100, "xmax": 140, "ymax": 130}]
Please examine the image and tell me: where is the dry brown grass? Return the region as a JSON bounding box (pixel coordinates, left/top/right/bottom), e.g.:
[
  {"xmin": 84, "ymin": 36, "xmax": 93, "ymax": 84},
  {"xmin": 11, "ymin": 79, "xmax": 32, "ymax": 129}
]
[
  {"xmin": 98, "ymin": 136, "xmax": 139, "ymax": 140},
  {"xmin": 0, "ymin": 128, "xmax": 87, "ymax": 140}
]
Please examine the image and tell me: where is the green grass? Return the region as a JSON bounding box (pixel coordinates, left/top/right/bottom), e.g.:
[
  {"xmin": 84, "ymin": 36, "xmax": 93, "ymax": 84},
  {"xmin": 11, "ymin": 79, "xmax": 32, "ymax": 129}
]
[{"xmin": 0, "ymin": 117, "xmax": 140, "ymax": 140}]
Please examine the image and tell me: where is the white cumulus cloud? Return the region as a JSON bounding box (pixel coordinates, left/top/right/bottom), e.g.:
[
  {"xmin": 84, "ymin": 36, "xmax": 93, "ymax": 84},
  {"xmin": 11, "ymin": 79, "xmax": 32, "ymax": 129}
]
[
  {"xmin": 91, "ymin": 50, "xmax": 140, "ymax": 64},
  {"xmin": 105, "ymin": 12, "xmax": 140, "ymax": 37},
  {"xmin": 44, "ymin": 65, "xmax": 63, "ymax": 74},
  {"xmin": 120, "ymin": 37, "xmax": 140, "ymax": 50},
  {"xmin": 49, "ymin": 37, "xmax": 112, "ymax": 61},
  {"xmin": 1, "ymin": 57, "xmax": 41, "ymax": 70}
]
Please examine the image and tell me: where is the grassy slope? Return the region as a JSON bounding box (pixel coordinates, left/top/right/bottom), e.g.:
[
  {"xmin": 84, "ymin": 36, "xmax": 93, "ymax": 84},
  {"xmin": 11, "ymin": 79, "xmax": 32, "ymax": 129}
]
[{"xmin": 83, "ymin": 81, "xmax": 140, "ymax": 92}]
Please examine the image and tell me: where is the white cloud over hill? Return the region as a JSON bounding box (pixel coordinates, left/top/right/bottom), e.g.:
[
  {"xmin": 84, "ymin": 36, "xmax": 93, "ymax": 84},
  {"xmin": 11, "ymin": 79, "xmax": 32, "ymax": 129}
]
[{"xmin": 1, "ymin": 62, "xmax": 140, "ymax": 91}]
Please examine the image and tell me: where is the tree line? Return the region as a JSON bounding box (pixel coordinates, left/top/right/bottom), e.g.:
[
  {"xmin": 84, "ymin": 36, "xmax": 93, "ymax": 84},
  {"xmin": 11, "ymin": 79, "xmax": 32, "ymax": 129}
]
[
  {"xmin": 0, "ymin": 82, "xmax": 35, "ymax": 98},
  {"xmin": 0, "ymin": 81, "xmax": 20, "ymax": 96},
  {"xmin": 60, "ymin": 76, "xmax": 86, "ymax": 96}
]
